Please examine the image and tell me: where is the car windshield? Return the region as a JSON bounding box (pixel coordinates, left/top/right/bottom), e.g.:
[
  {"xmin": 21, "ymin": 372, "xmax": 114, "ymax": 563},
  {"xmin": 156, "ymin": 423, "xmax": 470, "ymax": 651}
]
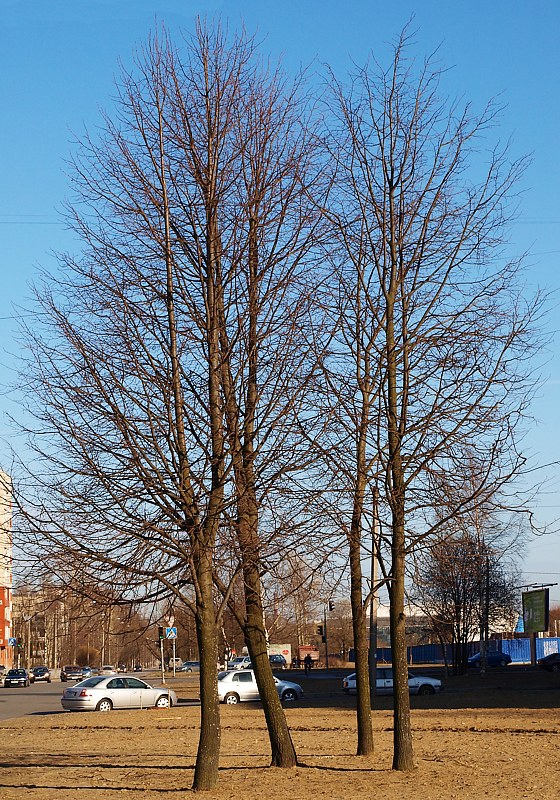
[{"xmin": 9, "ymin": 669, "xmax": 26, "ymax": 676}]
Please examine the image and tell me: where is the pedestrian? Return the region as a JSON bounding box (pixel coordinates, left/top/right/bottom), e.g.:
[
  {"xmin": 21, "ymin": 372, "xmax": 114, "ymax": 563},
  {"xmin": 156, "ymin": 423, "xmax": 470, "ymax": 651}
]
[{"xmin": 304, "ymin": 653, "xmax": 312, "ymax": 675}]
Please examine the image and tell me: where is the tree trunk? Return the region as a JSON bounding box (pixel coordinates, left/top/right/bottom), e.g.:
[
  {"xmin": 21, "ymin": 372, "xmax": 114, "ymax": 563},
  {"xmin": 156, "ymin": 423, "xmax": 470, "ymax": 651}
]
[
  {"xmin": 349, "ymin": 510, "xmax": 374, "ymax": 755},
  {"xmin": 192, "ymin": 558, "xmax": 221, "ymax": 791},
  {"xmin": 238, "ymin": 498, "xmax": 298, "ymax": 767},
  {"xmin": 389, "ymin": 543, "xmax": 414, "ymax": 770},
  {"xmin": 386, "ymin": 242, "xmax": 414, "ymax": 770}
]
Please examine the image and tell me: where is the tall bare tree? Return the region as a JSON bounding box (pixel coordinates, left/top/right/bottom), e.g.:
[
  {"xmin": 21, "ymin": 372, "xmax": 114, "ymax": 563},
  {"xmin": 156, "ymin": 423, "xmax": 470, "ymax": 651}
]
[
  {"xmin": 213, "ymin": 50, "xmax": 326, "ymax": 766},
  {"xmin": 11, "ymin": 20, "xmax": 326, "ymax": 787},
  {"xmin": 322, "ymin": 30, "xmax": 544, "ymax": 769},
  {"xmin": 12, "ymin": 25, "xmax": 234, "ymax": 789}
]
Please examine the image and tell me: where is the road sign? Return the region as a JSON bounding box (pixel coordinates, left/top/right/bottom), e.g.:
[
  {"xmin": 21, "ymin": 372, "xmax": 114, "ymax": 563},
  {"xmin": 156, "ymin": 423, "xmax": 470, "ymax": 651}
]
[
  {"xmin": 8, "ymin": 637, "xmax": 17, "ymax": 646},
  {"xmin": 165, "ymin": 626, "xmax": 177, "ymax": 639}
]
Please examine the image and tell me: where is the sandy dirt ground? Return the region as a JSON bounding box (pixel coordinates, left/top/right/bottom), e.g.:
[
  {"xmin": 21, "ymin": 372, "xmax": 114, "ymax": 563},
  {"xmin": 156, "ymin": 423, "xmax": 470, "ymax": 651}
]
[{"xmin": 1, "ymin": 667, "xmax": 559, "ymax": 799}]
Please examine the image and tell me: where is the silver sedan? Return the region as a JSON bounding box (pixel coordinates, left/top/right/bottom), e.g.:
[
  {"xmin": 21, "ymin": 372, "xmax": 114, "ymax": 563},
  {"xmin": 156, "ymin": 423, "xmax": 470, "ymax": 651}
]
[
  {"xmin": 217, "ymin": 669, "xmax": 303, "ymax": 704},
  {"xmin": 61, "ymin": 675, "xmax": 177, "ymax": 712}
]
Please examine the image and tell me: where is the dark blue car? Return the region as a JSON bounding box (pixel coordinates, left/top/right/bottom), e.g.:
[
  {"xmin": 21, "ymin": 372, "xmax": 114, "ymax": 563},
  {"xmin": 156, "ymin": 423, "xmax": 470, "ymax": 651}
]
[{"xmin": 468, "ymin": 651, "xmax": 511, "ymax": 668}]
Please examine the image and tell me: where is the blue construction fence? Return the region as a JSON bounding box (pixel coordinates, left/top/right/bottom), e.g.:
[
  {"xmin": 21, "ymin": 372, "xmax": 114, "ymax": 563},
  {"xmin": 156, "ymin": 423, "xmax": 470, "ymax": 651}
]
[{"xmin": 349, "ymin": 638, "xmax": 560, "ymax": 664}]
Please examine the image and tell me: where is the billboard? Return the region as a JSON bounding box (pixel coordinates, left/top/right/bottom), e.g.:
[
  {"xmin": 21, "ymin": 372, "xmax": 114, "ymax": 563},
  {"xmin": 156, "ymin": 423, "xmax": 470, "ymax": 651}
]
[{"xmin": 522, "ymin": 589, "xmax": 550, "ymax": 634}]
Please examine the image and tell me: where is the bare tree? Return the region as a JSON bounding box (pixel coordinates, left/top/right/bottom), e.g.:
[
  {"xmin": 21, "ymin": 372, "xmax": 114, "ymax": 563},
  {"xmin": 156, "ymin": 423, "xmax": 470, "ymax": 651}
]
[
  {"xmin": 322, "ymin": 29, "xmax": 544, "ymax": 770},
  {"xmin": 411, "ymin": 522, "xmax": 522, "ymax": 674},
  {"xmin": 194, "ymin": 22, "xmax": 328, "ymax": 769},
  {"xmin": 10, "ymin": 20, "xmax": 327, "ymax": 787}
]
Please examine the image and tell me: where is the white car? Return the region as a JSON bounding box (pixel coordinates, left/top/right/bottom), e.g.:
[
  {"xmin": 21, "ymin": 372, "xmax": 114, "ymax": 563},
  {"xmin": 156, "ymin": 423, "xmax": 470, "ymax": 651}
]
[
  {"xmin": 227, "ymin": 656, "xmax": 252, "ymax": 670},
  {"xmin": 61, "ymin": 675, "xmax": 177, "ymax": 711},
  {"xmin": 342, "ymin": 667, "xmax": 442, "ymax": 696},
  {"xmin": 217, "ymin": 669, "xmax": 303, "ymax": 704}
]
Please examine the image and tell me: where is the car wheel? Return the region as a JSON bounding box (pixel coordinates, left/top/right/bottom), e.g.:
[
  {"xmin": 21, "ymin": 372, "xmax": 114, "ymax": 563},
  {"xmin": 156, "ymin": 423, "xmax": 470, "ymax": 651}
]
[
  {"xmin": 96, "ymin": 698, "xmax": 113, "ymax": 712},
  {"xmin": 224, "ymin": 693, "xmax": 240, "ymax": 704},
  {"xmin": 551, "ymin": 664, "xmax": 560, "ymax": 672},
  {"xmin": 417, "ymin": 684, "xmax": 435, "ymax": 696},
  {"xmin": 499, "ymin": 659, "xmax": 508, "ymax": 667},
  {"xmin": 47, "ymin": 678, "xmax": 51, "ymax": 683},
  {"xmin": 281, "ymin": 689, "xmax": 298, "ymax": 702},
  {"xmin": 155, "ymin": 695, "xmax": 172, "ymax": 708}
]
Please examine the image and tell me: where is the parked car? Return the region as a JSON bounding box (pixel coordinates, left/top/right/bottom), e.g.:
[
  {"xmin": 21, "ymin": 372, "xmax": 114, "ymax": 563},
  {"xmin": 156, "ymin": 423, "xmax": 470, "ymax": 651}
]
[
  {"xmin": 60, "ymin": 665, "xmax": 83, "ymax": 682},
  {"xmin": 269, "ymin": 654, "xmax": 288, "ymax": 669},
  {"xmin": 467, "ymin": 651, "xmax": 512, "ymax": 668},
  {"xmin": 227, "ymin": 656, "xmax": 252, "ymax": 670},
  {"xmin": 342, "ymin": 668, "xmax": 442, "ymax": 696},
  {"xmin": 180, "ymin": 661, "xmax": 200, "ymax": 673},
  {"xmin": 29, "ymin": 666, "xmax": 51, "ymax": 683},
  {"xmin": 217, "ymin": 669, "xmax": 303, "ymax": 704},
  {"xmin": 537, "ymin": 652, "xmax": 560, "ymax": 672},
  {"xmin": 61, "ymin": 675, "xmax": 177, "ymax": 712},
  {"xmin": 101, "ymin": 665, "xmax": 117, "ymax": 675},
  {"xmin": 4, "ymin": 668, "xmax": 30, "ymax": 688}
]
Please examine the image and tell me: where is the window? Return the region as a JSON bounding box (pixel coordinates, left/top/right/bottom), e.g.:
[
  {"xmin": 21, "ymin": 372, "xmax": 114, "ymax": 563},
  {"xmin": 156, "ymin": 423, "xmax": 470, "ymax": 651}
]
[{"xmin": 125, "ymin": 678, "xmax": 147, "ymax": 689}]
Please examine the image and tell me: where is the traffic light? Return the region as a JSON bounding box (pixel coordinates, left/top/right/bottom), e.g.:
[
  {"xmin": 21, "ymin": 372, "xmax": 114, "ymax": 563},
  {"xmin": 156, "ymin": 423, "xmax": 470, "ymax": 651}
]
[
  {"xmin": 17, "ymin": 637, "xmax": 23, "ymax": 649},
  {"xmin": 328, "ymin": 600, "xmax": 335, "ymax": 611},
  {"xmin": 158, "ymin": 626, "xmax": 164, "ymax": 640},
  {"xmin": 316, "ymin": 625, "xmax": 324, "ymax": 636}
]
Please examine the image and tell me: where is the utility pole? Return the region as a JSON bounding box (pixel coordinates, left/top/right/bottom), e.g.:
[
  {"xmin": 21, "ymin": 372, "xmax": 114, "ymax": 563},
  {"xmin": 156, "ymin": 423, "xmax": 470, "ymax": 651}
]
[
  {"xmin": 323, "ymin": 605, "xmax": 329, "ymax": 669},
  {"xmin": 24, "ymin": 615, "xmax": 32, "ymax": 667},
  {"xmin": 478, "ymin": 544, "xmax": 490, "ymax": 675},
  {"xmin": 158, "ymin": 626, "xmax": 166, "ymax": 684},
  {"xmin": 369, "ymin": 486, "xmax": 379, "ymax": 701}
]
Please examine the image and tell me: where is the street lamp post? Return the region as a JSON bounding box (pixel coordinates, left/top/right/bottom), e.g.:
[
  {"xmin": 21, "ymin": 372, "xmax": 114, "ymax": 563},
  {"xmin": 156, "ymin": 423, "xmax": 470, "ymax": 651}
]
[{"xmin": 23, "ymin": 615, "xmax": 32, "ymax": 668}]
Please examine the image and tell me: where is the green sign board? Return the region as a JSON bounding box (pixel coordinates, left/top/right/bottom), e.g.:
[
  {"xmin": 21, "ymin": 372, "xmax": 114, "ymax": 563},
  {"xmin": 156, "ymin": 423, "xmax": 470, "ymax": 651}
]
[{"xmin": 522, "ymin": 589, "xmax": 549, "ymax": 633}]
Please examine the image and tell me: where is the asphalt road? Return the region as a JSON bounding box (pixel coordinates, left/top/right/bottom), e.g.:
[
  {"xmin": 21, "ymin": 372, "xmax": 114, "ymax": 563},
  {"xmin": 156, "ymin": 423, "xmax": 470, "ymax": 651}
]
[{"xmin": 0, "ymin": 680, "xmax": 66, "ymax": 721}]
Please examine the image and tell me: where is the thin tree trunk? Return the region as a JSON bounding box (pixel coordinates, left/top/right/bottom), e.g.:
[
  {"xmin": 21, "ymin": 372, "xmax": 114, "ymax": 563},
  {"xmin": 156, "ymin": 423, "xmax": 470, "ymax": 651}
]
[
  {"xmin": 389, "ymin": 542, "xmax": 413, "ymax": 770},
  {"xmin": 349, "ymin": 491, "xmax": 374, "ymax": 756},
  {"xmin": 193, "ymin": 558, "xmax": 221, "ymax": 791},
  {"xmin": 237, "ymin": 487, "xmax": 298, "ymax": 767},
  {"xmin": 243, "ymin": 574, "xmax": 298, "ymax": 765},
  {"xmin": 386, "ymin": 241, "xmax": 414, "ymax": 769}
]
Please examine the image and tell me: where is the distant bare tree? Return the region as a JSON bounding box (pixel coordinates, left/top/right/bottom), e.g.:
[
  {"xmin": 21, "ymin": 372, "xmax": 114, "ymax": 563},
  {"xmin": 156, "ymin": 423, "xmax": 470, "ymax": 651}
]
[
  {"xmin": 322, "ymin": 29, "xmax": 544, "ymax": 769},
  {"xmin": 411, "ymin": 521, "xmax": 522, "ymax": 674}
]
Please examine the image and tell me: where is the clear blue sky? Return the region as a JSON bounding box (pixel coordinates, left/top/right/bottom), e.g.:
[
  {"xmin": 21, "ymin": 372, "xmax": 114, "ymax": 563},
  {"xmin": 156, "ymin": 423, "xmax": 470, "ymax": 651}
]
[{"xmin": 1, "ymin": 1, "xmax": 559, "ymax": 602}]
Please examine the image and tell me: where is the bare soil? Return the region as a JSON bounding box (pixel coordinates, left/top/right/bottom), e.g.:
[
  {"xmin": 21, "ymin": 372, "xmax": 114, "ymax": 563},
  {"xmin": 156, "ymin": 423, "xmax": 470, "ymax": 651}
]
[{"xmin": 1, "ymin": 666, "xmax": 559, "ymax": 799}]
